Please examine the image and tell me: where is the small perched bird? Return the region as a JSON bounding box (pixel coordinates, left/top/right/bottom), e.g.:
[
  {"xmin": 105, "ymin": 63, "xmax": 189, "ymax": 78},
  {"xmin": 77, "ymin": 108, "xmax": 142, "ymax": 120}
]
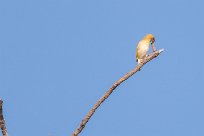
[{"xmin": 136, "ymin": 34, "xmax": 155, "ymax": 63}]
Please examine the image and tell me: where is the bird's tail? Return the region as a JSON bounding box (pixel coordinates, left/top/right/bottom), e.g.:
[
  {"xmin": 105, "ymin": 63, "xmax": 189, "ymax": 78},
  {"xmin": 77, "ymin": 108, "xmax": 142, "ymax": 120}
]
[{"xmin": 137, "ymin": 59, "xmax": 142, "ymax": 64}]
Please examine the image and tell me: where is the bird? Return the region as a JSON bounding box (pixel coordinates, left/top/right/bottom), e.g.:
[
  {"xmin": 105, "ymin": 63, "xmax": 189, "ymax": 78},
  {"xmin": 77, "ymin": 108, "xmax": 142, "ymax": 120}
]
[{"xmin": 136, "ymin": 34, "xmax": 155, "ymax": 63}]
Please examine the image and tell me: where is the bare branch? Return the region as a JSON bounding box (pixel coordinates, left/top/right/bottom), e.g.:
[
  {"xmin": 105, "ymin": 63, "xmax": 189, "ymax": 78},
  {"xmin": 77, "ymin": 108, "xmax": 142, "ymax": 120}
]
[
  {"xmin": 71, "ymin": 49, "xmax": 164, "ymax": 136},
  {"xmin": 0, "ymin": 99, "xmax": 9, "ymax": 136}
]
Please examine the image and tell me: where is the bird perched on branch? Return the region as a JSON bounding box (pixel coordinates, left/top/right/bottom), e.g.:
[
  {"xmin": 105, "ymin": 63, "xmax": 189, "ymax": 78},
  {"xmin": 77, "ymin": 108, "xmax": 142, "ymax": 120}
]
[{"xmin": 136, "ymin": 34, "xmax": 155, "ymax": 63}]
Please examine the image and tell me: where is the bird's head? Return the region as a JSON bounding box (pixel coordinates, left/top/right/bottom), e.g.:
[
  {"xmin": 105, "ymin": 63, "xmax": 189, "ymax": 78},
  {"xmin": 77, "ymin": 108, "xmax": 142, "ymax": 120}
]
[{"xmin": 143, "ymin": 34, "xmax": 155, "ymax": 45}]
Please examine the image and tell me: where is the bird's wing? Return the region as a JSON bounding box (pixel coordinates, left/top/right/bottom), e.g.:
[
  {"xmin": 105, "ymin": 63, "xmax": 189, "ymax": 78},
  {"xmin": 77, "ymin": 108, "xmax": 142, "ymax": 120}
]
[{"xmin": 136, "ymin": 42, "xmax": 143, "ymax": 59}]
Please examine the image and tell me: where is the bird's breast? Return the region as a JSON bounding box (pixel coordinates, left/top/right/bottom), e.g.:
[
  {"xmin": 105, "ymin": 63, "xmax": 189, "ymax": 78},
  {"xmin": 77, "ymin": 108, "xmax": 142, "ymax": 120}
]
[{"xmin": 141, "ymin": 44, "xmax": 149, "ymax": 52}]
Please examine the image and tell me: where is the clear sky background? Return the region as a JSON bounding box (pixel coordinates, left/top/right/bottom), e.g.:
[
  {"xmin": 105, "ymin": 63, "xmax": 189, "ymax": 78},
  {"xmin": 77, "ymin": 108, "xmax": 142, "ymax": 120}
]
[{"xmin": 0, "ymin": 0, "xmax": 203, "ymax": 136}]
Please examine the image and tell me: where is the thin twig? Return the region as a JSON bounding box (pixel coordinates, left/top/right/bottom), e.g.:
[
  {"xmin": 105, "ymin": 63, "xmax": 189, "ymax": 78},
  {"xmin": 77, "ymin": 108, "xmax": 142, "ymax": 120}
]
[
  {"xmin": 71, "ymin": 49, "xmax": 164, "ymax": 136},
  {"xmin": 0, "ymin": 99, "xmax": 9, "ymax": 136}
]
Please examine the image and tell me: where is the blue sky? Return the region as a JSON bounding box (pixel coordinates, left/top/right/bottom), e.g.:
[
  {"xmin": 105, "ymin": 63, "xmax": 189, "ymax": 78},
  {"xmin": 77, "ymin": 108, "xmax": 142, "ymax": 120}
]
[{"xmin": 0, "ymin": 0, "xmax": 203, "ymax": 136}]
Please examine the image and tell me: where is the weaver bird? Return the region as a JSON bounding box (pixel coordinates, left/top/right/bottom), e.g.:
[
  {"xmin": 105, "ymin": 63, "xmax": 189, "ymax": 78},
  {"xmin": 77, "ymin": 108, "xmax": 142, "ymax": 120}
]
[{"xmin": 136, "ymin": 34, "xmax": 155, "ymax": 63}]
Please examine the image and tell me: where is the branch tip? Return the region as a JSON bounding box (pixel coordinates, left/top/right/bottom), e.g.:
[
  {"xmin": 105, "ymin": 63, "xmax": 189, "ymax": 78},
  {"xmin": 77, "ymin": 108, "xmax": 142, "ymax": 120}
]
[{"xmin": 158, "ymin": 48, "xmax": 164, "ymax": 53}]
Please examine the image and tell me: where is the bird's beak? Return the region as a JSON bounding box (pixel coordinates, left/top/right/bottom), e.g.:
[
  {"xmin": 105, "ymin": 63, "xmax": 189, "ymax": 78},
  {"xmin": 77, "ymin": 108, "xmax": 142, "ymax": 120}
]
[
  {"xmin": 152, "ymin": 39, "xmax": 155, "ymax": 43},
  {"xmin": 152, "ymin": 42, "xmax": 156, "ymax": 52}
]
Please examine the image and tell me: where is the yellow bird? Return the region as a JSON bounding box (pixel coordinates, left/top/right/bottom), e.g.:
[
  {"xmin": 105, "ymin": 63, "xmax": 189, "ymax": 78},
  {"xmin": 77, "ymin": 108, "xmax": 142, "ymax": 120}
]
[{"xmin": 136, "ymin": 34, "xmax": 155, "ymax": 63}]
